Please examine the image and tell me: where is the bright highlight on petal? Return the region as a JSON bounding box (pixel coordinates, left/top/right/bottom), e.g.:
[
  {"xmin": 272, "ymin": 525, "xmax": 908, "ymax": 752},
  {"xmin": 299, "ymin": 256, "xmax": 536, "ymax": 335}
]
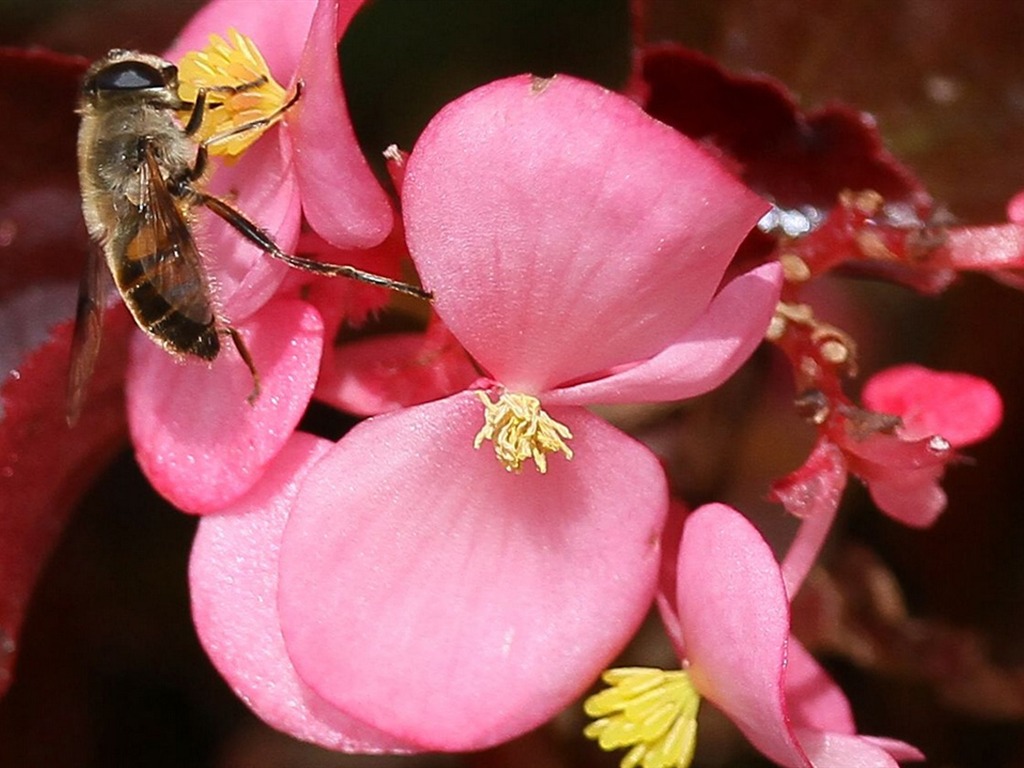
[
  {"xmin": 584, "ymin": 667, "xmax": 701, "ymax": 768},
  {"xmin": 177, "ymin": 29, "xmax": 293, "ymax": 158},
  {"xmin": 473, "ymin": 390, "xmax": 573, "ymax": 473}
]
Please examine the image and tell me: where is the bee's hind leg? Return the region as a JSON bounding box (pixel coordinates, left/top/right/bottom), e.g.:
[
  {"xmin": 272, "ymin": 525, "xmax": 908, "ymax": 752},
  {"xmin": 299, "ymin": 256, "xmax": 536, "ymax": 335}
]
[{"xmin": 223, "ymin": 325, "xmax": 261, "ymax": 405}]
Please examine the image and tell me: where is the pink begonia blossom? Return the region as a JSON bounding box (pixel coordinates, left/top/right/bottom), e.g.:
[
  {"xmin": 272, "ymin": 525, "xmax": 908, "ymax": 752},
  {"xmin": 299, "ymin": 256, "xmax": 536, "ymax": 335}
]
[
  {"xmin": 663, "ymin": 504, "xmax": 923, "ymax": 767},
  {"xmin": 130, "ymin": 0, "xmax": 394, "ymax": 513},
  {"xmin": 191, "ymin": 74, "xmax": 784, "ymax": 750},
  {"xmin": 773, "ymin": 365, "xmax": 1002, "ymax": 596}
]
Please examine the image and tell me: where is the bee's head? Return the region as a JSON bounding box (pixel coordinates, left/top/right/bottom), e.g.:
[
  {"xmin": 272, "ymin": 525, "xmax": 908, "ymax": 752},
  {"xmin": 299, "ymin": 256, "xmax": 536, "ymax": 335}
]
[{"xmin": 82, "ymin": 49, "xmax": 179, "ymax": 106}]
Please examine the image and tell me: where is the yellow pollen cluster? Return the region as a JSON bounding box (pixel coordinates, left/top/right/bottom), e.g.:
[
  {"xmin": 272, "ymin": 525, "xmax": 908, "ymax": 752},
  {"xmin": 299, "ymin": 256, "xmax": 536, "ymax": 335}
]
[
  {"xmin": 584, "ymin": 667, "xmax": 701, "ymax": 768},
  {"xmin": 177, "ymin": 29, "xmax": 293, "ymax": 158},
  {"xmin": 473, "ymin": 391, "xmax": 573, "ymax": 474}
]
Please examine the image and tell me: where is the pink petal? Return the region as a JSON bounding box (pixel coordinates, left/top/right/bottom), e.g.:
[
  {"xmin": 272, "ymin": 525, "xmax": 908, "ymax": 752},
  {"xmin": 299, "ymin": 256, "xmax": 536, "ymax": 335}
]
[
  {"xmin": 190, "ymin": 432, "xmax": 413, "ymax": 751},
  {"xmin": 944, "ymin": 223, "xmax": 1024, "ymax": 271},
  {"xmin": 546, "ymin": 263, "xmax": 780, "ymax": 405},
  {"xmin": 288, "ymin": 224, "xmax": 410, "ymax": 338},
  {"xmin": 403, "ymin": 74, "xmax": 767, "ymax": 394},
  {"xmin": 127, "ymin": 298, "xmax": 323, "ymax": 514},
  {"xmin": 315, "ymin": 323, "xmax": 478, "ymax": 416},
  {"xmin": 784, "ymin": 638, "xmax": 855, "ymax": 734},
  {"xmin": 861, "ymin": 364, "xmax": 1003, "ymax": 447},
  {"xmin": 655, "ymin": 499, "xmax": 690, "ymax": 657},
  {"xmin": 676, "ymin": 504, "xmax": 807, "ymax": 767},
  {"xmin": 796, "ymin": 730, "xmax": 923, "ymax": 767},
  {"xmin": 290, "ymin": 0, "xmax": 394, "ymax": 248},
  {"xmin": 199, "ymin": 131, "xmax": 300, "ymax": 322},
  {"xmin": 278, "ymin": 393, "xmax": 667, "ymax": 750},
  {"xmin": 772, "ymin": 438, "xmax": 847, "ymax": 596},
  {"xmin": 166, "ymin": 0, "xmax": 318, "ymax": 76},
  {"xmin": 862, "ymin": 464, "xmax": 947, "ymax": 529},
  {"xmin": 843, "ymin": 434, "xmax": 950, "ymax": 528}
]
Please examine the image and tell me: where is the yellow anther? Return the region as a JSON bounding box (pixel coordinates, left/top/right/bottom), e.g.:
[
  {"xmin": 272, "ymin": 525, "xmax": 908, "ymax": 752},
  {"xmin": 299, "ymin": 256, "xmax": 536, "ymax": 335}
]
[
  {"xmin": 177, "ymin": 29, "xmax": 293, "ymax": 158},
  {"xmin": 584, "ymin": 668, "xmax": 701, "ymax": 768},
  {"xmin": 473, "ymin": 391, "xmax": 573, "ymax": 474}
]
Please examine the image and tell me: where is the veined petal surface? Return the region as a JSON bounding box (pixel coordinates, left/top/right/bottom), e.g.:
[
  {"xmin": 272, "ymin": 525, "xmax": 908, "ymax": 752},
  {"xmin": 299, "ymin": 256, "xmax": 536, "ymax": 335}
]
[
  {"xmin": 404, "ymin": 74, "xmax": 767, "ymax": 394},
  {"xmin": 278, "ymin": 392, "xmax": 668, "ymax": 750}
]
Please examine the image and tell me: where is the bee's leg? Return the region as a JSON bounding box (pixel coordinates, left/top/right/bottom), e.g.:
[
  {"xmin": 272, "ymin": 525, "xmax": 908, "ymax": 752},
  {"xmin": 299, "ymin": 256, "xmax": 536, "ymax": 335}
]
[
  {"xmin": 224, "ymin": 325, "xmax": 262, "ymax": 405},
  {"xmin": 201, "ymin": 81, "xmax": 304, "ymax": 151},
  {"xmin": 182, "ymin": 88, "xmax": 208, "ymax": 137},
  {"xmin": 179, "ymin": 75, "xmax": 271, "ymax": 136},
  {"xmin": 195, "ymin": 191, "xmax": 433, "ymax": 302}
]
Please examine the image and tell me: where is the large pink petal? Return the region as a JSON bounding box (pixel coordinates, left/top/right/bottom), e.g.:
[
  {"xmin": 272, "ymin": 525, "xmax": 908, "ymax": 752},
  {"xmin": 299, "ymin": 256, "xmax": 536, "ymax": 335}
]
[
  {"xmin": 290, "ymin": 0, "xmax": 394, "ymax": 248},
  {"xmin": 278, "ymin": 392, "xmax": 667, "ymax": 750},
  {"xmin": 677, "ymin": 504, "xmax": 808, "ymax": 767},
  {"xmin": 166, "ymin": 0, "xmax": 318, "ymax": 76},
  {"xmin": 403, "ymin": 74, "xmax": 767, "ymax": 394},
  {"xmin": 546, "ymin": 263, "xmax": 780, "ymax": 405},
  {"xmin": 190, "ymin": 433, "xmax": 413, "ymax": 751},
  {"xmin": 127, "ymin": 298, "xmax": 323, "ymax": 514}
]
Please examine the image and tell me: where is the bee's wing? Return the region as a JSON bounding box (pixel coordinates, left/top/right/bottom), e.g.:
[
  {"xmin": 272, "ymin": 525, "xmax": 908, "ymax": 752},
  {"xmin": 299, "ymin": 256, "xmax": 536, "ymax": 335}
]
[
  {"xmin": 66, "ymin": 240, "xmax": 108, "ymax": 427},
  {"xmin": 130, "ymin": 144, "xmax": 216, "ymax": 330}
]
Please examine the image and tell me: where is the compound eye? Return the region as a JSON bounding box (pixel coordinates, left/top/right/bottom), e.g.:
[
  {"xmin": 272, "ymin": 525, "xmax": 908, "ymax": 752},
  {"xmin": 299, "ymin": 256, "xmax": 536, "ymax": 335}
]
[{"xmin": 92, "ymin": 60, "xmax": 166, "ymax": 91}]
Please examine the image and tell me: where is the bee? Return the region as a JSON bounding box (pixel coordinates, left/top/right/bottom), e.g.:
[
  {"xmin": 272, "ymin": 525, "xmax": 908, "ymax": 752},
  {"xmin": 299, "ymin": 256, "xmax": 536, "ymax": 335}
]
[{"xmin": 69, "ymin": 48, "xmax": 428, "ymax": 425}]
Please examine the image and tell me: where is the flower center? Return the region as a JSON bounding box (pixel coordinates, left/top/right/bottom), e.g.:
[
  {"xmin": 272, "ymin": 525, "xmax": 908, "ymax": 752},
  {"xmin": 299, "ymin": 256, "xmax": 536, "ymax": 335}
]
[
  {"xmin": 473, "ymin": 391, "xmax": 573, "ymax": 474},
  {"xmin": 584, "ymin": 667, "xmax": 701, "ymax": 768},
  {"xmin": 176, "ymin": 29, "xmax": 293, "ymax": 158}
]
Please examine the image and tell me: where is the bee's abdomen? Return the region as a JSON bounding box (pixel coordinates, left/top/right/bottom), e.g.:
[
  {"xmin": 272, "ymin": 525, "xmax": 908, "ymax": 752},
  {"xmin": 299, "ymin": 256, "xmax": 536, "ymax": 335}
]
[{"xmin": 116, "ymin": 260, "xmax": 220, "ymax": 361}]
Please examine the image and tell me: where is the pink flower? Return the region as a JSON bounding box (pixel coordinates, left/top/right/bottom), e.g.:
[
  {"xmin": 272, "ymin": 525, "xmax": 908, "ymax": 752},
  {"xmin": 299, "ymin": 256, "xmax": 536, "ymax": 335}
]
[
  {"xmin": 190, "ymin": 74, "xmax": 781, "ymax": 750},
  {"xmin": 130, "ymin": 0, "xmax": 395, "ymax": 513},
  {"xmin": 644, "ymin": 503, "xmax": 923, "ymax": 767}
]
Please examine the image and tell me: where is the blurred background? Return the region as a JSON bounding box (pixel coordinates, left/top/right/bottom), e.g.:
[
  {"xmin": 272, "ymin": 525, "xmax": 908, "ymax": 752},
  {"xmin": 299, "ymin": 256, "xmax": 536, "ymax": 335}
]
[{"xmin": 2, "ymin": 0, "xmax": 1024, "ymax": 765}]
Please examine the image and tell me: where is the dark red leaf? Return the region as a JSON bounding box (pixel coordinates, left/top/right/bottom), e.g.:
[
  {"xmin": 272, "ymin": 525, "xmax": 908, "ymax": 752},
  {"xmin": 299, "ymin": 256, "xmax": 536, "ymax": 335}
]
[
  {"xmin": 0, "ymin": 47, "xmax": 89, "ymax": 300},
  {"xmin": 0, "ymin": 306, "xmax": 130, "ymax": 697},
  {"xmin": 640, "ymin": 43, "xmax": 931, "ymax": 213}
]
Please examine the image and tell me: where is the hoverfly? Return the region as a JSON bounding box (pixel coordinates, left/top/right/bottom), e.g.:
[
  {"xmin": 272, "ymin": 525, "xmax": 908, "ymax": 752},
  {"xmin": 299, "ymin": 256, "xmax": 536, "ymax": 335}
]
[{"xmin": 69, "ymin": 48, "xmax": 428, "ymax": 425}]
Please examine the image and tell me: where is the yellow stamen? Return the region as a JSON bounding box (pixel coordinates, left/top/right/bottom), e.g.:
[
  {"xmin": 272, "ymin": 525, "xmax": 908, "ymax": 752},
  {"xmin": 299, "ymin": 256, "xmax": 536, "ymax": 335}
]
[
  {"xmin": 584, "ymin": 667, "xmax": 701, "ymax": 768},
  {"xmin": 473, "ymin": 391, "xmax": 573, "ymax": 474},
  {"xmin": 177, "ymin": 28, "xmax": 293, "ymax": 158}
]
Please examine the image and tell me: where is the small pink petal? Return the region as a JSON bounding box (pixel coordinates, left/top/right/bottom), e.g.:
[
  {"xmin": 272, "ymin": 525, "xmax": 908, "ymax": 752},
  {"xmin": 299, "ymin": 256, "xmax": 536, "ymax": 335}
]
[
  {"xmin": 1008, "ymin": 191, "xmax": 1024, "ymax": 223},
  {"xmin": 862, "ymin": 364, "xmax": 1003, "ymax": 447},
  {"xmin": 862, "ymin": 463, "xmax": 947, "ymax": 529},
  {"xmin": 842, "ymin": 432, "xmax": 950, "ymax": 527},
  {"xmin": 316, "ymin": 324, "xmax": 478, "ymax": 416},
  {"xmin": 676, "ymin": 504, "xmax": 807, "ymax": 767},
  {"xmin": 772, "ymin": 438, "xmax": 847, "ymax": 595},
  {"xmin": 944, "ymin": 223, "xmax": 1024, "ymax": 271},
  {"xmin": 784, "ymin": 638, "xmax": 855, "ymax": 734},
  {"xmin": 290, "ymin": 225, "xmax": 409, "ymax": 337},
  {"xmin": 796, "ymin": 730, "xmax": 923, "ymax": 767},
  {"xmin": 278, "ymin": 392, "xmax": 667, "ymax": 750},
  {"xmin": 290, "ymin": 0, "xmax": 394, "ymax": 248},
  {"xmin": 404, "ymin": 74, "xmax": 767, "ymax": 394},
  {"xmin": 127, "ymin": 298, "xmax": 323, "ymax": 514},
  {"xmin": 546, "ymin": 263, "xmax": 780, "ymax": 405},
  {"xmin": 655, "ymin": 499, "xmax": 690, "ymax": 657},
  {"xmin": 166, "ymin": 0, "xmax": 318, "ymax": 76},
  {"xmin": 190, "ymin": 432, "xmax": 413, "ymax": 751}
]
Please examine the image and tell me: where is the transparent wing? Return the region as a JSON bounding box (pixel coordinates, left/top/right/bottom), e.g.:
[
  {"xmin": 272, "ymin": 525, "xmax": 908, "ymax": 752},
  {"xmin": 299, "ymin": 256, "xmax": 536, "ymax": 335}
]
[{"xmin": 66, "ymin": 241, "xmax": 107, "ymax": 426}]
